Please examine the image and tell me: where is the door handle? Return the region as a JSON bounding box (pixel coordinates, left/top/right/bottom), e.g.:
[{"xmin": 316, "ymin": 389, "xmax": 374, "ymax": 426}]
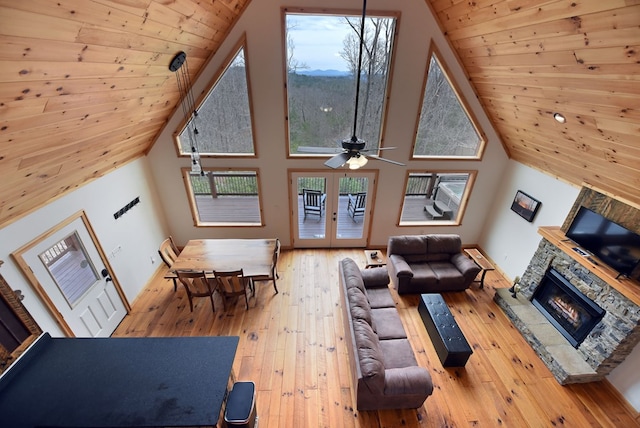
[{"xmin": 101, "ymin": 268, "xmax": 113, "ymax": 282}]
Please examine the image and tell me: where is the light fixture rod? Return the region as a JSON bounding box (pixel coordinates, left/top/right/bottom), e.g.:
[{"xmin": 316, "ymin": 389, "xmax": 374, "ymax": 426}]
[{"xmin": 351, "ymin": 0, "xmax": 367, "ymax": 142}]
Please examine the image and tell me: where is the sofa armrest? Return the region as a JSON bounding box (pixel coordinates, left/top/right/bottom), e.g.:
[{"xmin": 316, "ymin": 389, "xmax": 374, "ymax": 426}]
[
  {"xmin": 451, "ymin": 253, "xmax": 481, "ymax": 281},
  {"xmin": 388, "ymin": 255, "xmax": 414, "ymax": 278},
  {"xmin": 384, "ymin": 366, "xmax": 434, "ymax": 396},
  {"xmin": 360, "ymin": 267, "xmax": 390, "ymax": 288}
]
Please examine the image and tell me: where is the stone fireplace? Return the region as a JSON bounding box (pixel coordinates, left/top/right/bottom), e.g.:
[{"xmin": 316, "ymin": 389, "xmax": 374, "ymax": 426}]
[
  {"xmin": 495, "ymin": 233, "xmax": 640, "ymax": 384},
  {"xmin": 531, "ymin": 268, "xmax": 605, "ymax": 348}
]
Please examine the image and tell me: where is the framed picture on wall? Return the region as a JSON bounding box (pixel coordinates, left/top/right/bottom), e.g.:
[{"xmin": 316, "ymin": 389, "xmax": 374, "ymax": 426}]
[{"xmin": 510, "ymin": 190, "xmax": 541, "ymax": 222}]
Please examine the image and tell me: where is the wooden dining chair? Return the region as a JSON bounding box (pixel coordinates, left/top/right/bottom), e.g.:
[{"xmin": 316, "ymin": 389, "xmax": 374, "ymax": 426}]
[
  {"xmin": 214, "ymin": 269, "xmax": 252, "ymax": 310},
  {"xmin": 252, "ymin": 239, "xmax": 280, "ymax": 295},
  {"xmin": 159, "ymin": 237, "xmax": 180, "ymax": 291},
  {"xmin": 176, "ymin": 270, "xmax": 217, "ymax": 313}
]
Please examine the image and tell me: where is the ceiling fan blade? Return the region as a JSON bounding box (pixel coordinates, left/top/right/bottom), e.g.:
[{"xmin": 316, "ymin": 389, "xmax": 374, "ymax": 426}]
[
  {"xmin": 367, "ymin": 155, "xmax": 405, "ymax": 166},
  {"xmin": 297, "ymin": 146, "xmax": 344, "ymax": 154},
  {"xmin": 324, "ymin": 152, "xmax": 351, "ymax": 169},
  {"xmin": 360, "ymin": 146, "xmax": 397, "ymax": 152}
]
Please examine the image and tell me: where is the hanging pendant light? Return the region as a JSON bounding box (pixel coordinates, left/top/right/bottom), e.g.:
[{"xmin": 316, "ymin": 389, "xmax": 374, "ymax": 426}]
[{"xmin": 170, "ymin": 51, "xmax": 204, "ymax": 175}]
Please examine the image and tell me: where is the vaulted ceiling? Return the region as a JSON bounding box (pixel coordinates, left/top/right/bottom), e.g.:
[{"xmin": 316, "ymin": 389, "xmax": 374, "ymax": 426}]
[{"xmin": 0, "ymin": 0, "xmax": 638, "ymax": 229}]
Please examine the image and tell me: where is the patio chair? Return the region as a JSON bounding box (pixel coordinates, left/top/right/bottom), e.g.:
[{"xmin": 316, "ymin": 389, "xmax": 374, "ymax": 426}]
[
  {"xmin": 303, "ymin": 189, "xmax": 326, "ymax": 221},
  {"xmin": 347, "ymin": 192, "xmax": 367, "ymax": 222}
]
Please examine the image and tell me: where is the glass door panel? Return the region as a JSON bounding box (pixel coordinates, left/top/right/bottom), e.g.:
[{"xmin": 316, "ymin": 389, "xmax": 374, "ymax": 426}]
[{"xmin": 291, "ymin": 171, "xmax": 376, "ymax": 248}]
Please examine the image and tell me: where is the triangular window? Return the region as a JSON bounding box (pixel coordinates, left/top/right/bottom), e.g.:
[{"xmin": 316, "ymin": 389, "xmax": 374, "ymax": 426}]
[
  {"xmin": 413, "ymin": 45, "xmax": 484, "ymax": 158},
  {"xmin": 176, "ymin": 39, "xmax": 255, "ymax": 156}
]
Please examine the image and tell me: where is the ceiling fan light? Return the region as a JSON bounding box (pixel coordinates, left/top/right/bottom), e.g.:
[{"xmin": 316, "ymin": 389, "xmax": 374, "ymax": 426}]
[{"xmin": 347, "ymin": 154, "xmax": 368, "ymax": 169}]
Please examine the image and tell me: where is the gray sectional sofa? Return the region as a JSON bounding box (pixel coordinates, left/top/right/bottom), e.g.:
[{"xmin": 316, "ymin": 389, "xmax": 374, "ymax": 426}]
[
  {"xmin": 387, "ymin": 234, "xmax": 481, "ymax": 294},
  {"xmin": 338, "ymin": 258, "xmax": 434, "ymax": 411}
]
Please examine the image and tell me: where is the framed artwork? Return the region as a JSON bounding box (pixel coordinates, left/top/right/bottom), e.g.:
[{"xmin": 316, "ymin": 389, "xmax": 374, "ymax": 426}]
[{"xmin": 510, "ymin": 190, "xmax": 541, "ymax": 222}]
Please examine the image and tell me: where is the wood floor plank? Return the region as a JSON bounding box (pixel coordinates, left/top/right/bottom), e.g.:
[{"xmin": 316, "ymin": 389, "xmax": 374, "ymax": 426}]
[{"xmin": 113, "ymin": 248, "xmax": 640, "ymax": 427}]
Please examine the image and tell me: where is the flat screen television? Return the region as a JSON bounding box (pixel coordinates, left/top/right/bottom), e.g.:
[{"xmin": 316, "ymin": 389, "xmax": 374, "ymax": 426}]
[{"xmin": 566, "ymin": 206, "xmax": 640, "ymax": 278}]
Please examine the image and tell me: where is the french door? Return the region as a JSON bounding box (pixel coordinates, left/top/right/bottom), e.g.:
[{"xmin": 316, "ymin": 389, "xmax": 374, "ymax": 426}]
[
  {"xmin": 290, "ymin": 170, "xmax": 377, "ymax": 248},
  {"xmin": 12, "ymin": 211, "xmax": 129, "ymax": 337}
]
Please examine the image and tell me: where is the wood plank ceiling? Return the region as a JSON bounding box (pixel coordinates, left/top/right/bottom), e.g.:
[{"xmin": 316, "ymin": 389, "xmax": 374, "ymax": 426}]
[
  {"xmin": 427, "ymin": 0, "xmax": 640, "ymax": 207},
  {"xmin": 0, "ymin": 0, "xmax": 638, "ymax": 229},
  {"xmin": 0, "ymin": 0, "xmax": 250, "ymax": 228}
]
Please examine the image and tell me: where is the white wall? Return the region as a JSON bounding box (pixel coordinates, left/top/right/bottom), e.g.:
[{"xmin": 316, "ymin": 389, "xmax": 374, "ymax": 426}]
[
  {"xmin": 478, "ymin": 161, "xmax": 579, "ymax": 281},
  {"xmin": 0, "ymin": 158, "xmax": 168, "ymax": 336},
  {"xmin": 147, "ymin": 0, "xmax": 509, "ymax": 249},
  {"xmin": 479, "ymin": 161, "xmax": 640, "ymax": 411}
]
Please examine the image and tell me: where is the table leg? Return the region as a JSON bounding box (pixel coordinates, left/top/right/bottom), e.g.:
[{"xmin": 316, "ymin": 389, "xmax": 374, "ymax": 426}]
[{"xmin": 479, "ymin": 269, "xmax": 488, "ymax": 289}]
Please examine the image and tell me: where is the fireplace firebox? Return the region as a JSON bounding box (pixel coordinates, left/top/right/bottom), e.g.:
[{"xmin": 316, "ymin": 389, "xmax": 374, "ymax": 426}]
[{"xmin": 531, "ymin": 269, "xmax": 605, "ymax": 348}]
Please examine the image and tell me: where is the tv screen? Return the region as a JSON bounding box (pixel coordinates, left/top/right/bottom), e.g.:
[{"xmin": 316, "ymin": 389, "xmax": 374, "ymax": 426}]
[{"xmin": 566, "ymin": 206, "xmax": 640, "ymax": 278}]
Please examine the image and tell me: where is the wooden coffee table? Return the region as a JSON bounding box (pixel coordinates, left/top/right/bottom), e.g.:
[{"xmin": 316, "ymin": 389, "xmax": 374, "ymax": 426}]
[
  {"xmin": 364, "ymin": 249, "xmax": 386, "ymax": 269},
  {"xmin": 464, "ymin": 248, "xmax": 495, "ymax": 288}
]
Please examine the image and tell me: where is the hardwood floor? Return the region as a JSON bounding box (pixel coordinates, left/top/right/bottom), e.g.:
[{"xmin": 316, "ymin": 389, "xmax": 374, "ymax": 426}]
[{"xmin": 113, "ymin": 249, "xmax": 640, "ymax": 427}]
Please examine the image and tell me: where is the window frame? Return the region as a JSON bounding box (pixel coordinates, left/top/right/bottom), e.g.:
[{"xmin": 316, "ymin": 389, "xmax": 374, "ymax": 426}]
[
  {"xmin": 397, "ymin": 169, "xmax": 477, "ymax": 226},
  {"xmin": 174, "ymin": 34, "xmax": 257, "ymax": 158},
  {"xmin": 282, "ymin": 7, "xmax": 400, "ymax": 159},
  {"xmin": 411, "ymin": 43, "xmax": 486, "ymax": 160},
  {"xmin": 0, "ymin": 266, "xmax": 42, "ymax": 374},
  {"xmin": 182, "ymin": 167, "xmax": 265, "ymax": 227}
]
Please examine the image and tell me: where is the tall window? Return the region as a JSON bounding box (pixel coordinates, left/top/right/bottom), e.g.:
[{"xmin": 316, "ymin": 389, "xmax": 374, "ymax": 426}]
[
  {"xmin": 176, "ymin": 38, "xmax": 255, "ymax": 156},
  {"xmin": 284, "ymin": 10, "xmax": 397, "ymax": 155},
  {"xmin": 413, "ymin": 45, "xmax": 484, "ymax": 159},
  {"xmin": 399, "ymin": 171, "xmax": 476, "ymax": 225},
  {"xmin": 183, "ymin": 169, "xmax": 263, "ymax": 227}
]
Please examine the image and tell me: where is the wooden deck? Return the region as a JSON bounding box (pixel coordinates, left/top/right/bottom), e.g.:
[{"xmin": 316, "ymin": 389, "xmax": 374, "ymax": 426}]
[
  {"xmin": 115, "ymin": 249, "xmax": 639, "ymax": 427},
  {"xmin": 195, "ymin": 194, "xmax": 433, "ymax": 235}
]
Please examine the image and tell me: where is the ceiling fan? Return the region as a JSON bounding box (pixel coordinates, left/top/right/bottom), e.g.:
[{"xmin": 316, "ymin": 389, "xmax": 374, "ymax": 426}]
[{"xmin": 311, "ymin": 0, "xmax": 405, "ymax": 170}]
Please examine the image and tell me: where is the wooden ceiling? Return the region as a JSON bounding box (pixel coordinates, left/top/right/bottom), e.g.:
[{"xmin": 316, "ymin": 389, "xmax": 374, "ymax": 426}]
[
  {"xmin": 429, "ymin": 0, "xmax": 640, "ymax": 209},
  {"xmin": 0, "ymin": 0, "xmax": 638, "ymax": 228}
]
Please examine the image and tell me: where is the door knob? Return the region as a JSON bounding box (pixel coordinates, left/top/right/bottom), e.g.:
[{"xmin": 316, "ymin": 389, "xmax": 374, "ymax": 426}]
[{"xmin": 101, "ymin": 268, "xmax": 113, "ymax": 282}]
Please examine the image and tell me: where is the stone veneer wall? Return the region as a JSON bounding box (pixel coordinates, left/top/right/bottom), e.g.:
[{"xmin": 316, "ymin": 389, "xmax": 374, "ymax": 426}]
[{"xmin": 518, "ymin": 238, "xmax": 640, "ymax": 376}]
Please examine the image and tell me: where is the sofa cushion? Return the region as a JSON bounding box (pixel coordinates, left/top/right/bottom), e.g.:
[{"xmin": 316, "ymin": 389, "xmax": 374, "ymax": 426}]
[
  {"xmin": 403, "ymin": 254, "xmax": 429, "ymax": 263},
  {"xmin": 379, "ymin": 338, "xmax": 418, "ymax": 369},
  {"xmin": 341, "ymin": 258, "xmax": 366, "ymax": 294},
  {"xmin": 430, "ymin": 262, "xmax": 466, "ymax": 289},
  {"xmin": 426, "ymin": 234, "xmax": 461, "ymax": 254},
  {"xmin": 388, "ymin": 235, "xmax": 427, "ymax": 256},
  {"xmin": 410, "ymin": 263, "xmax": 438, "ymax": 287},
  {"xmin": 365, "ymin": 287, "xmax": 395, "ymax": 309},
  {"xmin": 348, "ymin": 287, "xmax": 372, "ymax": 325},
  {"xmin": 353, "ymin": 319, "xmax": 385, "ymax": 393},
  {"xmin": 371, "ymin": 308, "xmax": 407, "ymax": 339}
]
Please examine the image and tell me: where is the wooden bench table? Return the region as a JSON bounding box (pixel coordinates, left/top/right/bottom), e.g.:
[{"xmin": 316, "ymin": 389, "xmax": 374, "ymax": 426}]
[{"xmin": 464, "ymin": 248, "xmax": 495, "ymax": 289}]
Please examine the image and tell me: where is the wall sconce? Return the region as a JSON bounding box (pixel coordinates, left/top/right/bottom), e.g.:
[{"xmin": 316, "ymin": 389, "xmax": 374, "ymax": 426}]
[
  {"xmin": 553, "ymin": 113, "xmax": 567, "ymax": 124},
  {"xmin": 170, "ymin": 52, "xmax": 203, "ymax": 175}
]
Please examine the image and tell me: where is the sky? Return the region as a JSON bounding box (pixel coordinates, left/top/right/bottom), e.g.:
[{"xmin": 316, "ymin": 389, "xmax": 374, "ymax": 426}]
[{"xmin": 286, "ymin": 15, "xmax": 353, "ymax": 71}]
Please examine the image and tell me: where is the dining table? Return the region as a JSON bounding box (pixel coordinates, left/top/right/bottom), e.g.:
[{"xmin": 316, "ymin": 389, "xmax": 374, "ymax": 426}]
[{"xmin": 171, "ymin": 238, "xmax": 276, "ymax": 278}]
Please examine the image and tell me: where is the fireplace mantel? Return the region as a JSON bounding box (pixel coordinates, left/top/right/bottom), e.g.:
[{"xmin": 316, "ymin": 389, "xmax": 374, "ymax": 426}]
[{"xmin": 538, "ymin": 226, "xmax": 640, "ymax": 307}]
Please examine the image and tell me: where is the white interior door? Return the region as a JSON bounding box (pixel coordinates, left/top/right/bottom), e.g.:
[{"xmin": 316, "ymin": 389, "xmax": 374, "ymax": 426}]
[
  {"xmin": 291, "ymin": 171, "xmax": 376, "ymax": 248},
  {"xmin": 13, "ymin": 212, "xmax": 127, "ymax": 337}
]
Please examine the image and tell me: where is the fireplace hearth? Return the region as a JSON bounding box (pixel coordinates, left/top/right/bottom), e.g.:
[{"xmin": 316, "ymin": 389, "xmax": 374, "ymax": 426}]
[{"xmin": 532, "ymin": 268, "xmax": 605, "ymax": 348}]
